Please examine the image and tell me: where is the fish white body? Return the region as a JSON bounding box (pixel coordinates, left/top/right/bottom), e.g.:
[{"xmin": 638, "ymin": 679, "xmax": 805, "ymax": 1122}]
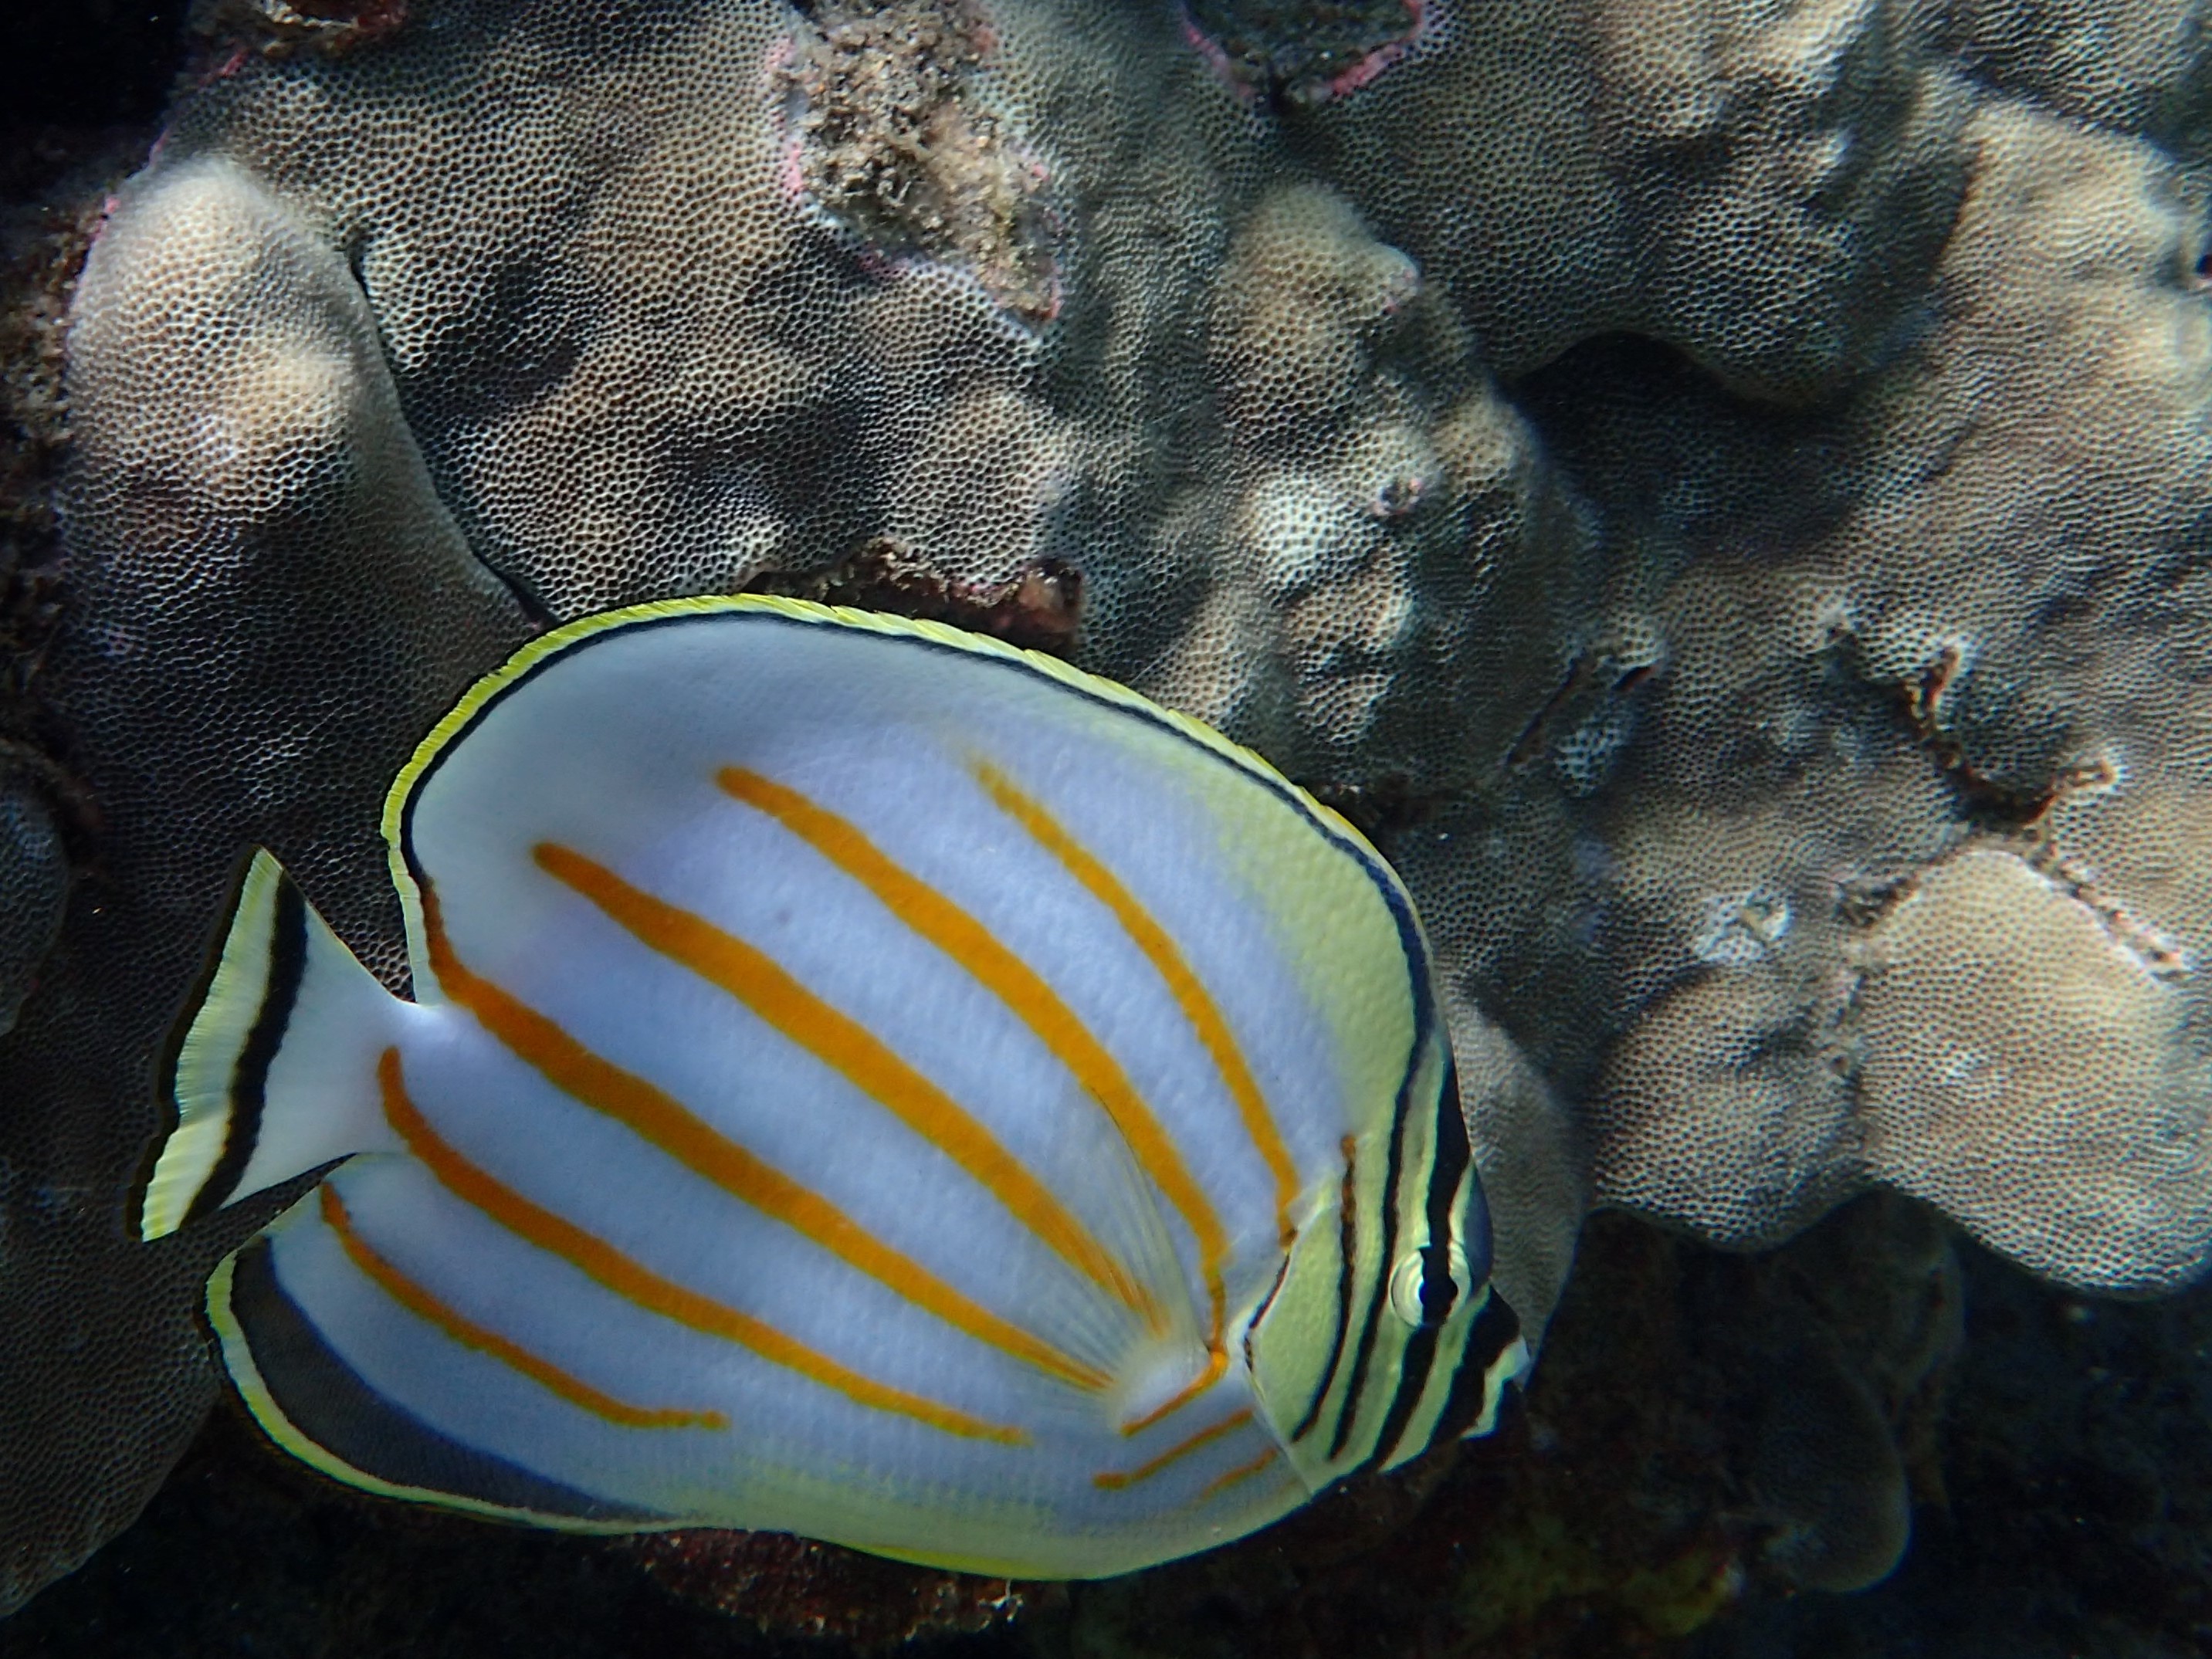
[{"xmin": 141, "ymin": 596, "xmax": 1526, "ymax": 1578}]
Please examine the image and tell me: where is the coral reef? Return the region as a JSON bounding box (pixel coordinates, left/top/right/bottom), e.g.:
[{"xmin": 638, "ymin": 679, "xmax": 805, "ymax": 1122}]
[
  {"xmin": 5, "ymin": 0, "xmax": 2212, "ymax": 1627},
  {"xmin": 0, "ymin": 775, "xmax": 66, "ymax": 1034},
  {"xmin": 1691, "ymin": 1236, "xmax": 2212, "ymax": 1658},
  {"xmin": 628, "ymin": 1530, "xmax": 1025, "ymax": 1647},
  {"xmin": 186, "ymin": 1, "xmax": 412, "ymax": 60},
  {"xmin": 0, "ymin": 117, "xmax": 144, "ymax": 1045},
  {"xmin": 787, "ymin": 0, "xmax": 1059, "ymax": 322}
]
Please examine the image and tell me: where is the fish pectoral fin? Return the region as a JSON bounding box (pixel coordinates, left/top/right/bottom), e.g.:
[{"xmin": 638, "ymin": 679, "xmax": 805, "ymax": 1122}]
[{"xmin": 139, "ymin": 848, "xmax": 409, "ymax": 1240}]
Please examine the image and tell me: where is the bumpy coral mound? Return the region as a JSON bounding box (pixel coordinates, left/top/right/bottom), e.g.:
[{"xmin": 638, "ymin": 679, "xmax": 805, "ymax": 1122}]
[
  {"xmin": 6, "ymin": 0, "xmax": 2212, "ymax": 1616},
  {"xmin": 1854, "ymin": 847, "xmax": 2210, "ymax": 1292}
]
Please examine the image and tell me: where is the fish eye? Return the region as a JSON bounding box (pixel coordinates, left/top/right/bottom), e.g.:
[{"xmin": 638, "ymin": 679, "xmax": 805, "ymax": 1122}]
[{"xmin": 1387, "ymin": 1242, "xmax": 1471, "ymax": 1329}]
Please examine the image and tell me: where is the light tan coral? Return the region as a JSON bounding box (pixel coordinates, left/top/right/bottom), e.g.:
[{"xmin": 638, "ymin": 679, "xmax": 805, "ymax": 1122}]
[{"xmin": 1854, "ymin": 847, "xmax": 2212, "ymax": 1290}]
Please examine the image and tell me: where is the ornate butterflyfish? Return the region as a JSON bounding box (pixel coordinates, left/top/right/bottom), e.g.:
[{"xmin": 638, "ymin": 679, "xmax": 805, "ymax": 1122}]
[{"xmin": 138, "ymin": 594, "xmax": 1529, "ymax": 1579}]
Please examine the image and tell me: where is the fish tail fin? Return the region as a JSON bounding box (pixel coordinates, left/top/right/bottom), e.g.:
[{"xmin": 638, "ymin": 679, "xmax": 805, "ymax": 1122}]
[{"xmin": 138, "ymin": 849, "xmax": 408, "ymax": 1241}]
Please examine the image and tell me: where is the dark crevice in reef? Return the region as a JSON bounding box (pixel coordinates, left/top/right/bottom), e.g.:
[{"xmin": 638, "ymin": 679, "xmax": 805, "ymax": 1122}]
[
  {"xmin": 1302, "ymin": 771, "xmax": 1446, "ymax": 839},
  {"xmin": 1, "ymin": 5, "xmax": 195, "ymax": 861},
  {"xmin": 1507, "ymin": 332, "xmax": 1861, "ymax": 562},
  {"xmin": 1183, "ymin": 0, "xmax": 1423, "ymax": 109},
  {"xmin": 1858, "ymin": 629, "xmax": 2109, "ymax": 838},
  {"xmin": 189, "ymin": 0, "xmax": 413, "ymax": 59},
  {"xmin": 0, "ymin": 2, "xmax": 193, "ymax": 133}
]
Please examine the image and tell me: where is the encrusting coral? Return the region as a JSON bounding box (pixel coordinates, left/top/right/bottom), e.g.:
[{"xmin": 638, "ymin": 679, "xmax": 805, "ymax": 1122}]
[
  {"xmin": 0, "ymin": 151, "xmax": 85, "ymax": 1044},
  {"xmin": 3, "ymin": 0, "xmax": 2211, "ymax": 1623}
]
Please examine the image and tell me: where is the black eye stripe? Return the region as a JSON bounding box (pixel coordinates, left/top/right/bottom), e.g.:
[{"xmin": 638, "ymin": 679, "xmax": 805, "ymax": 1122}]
[
  {"xmin": 1417, "ymin": 1244, "xmax": 1458, "ymax": 1326},
  {"xmin": 1326, "ymin": 1091, "xmax": 1407, "ymax": 1461},
  {"xmin": 1360, "ymin": 1058, "xmax": 1478, "ymax": 1472},
  {"xmin": 1424, "ymin": 1061, "xmax": 1472, "ymax": 1271}
]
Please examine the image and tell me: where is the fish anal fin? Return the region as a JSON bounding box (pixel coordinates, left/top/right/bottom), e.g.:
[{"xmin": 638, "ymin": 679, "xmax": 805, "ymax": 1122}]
[{"xmin": 212, "ymin": 1233, "xmax": 666, "ymax": 1529}]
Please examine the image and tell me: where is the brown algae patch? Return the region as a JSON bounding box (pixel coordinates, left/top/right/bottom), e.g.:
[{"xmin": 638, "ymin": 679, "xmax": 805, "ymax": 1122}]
[
  {"xmin": 188, "ymin": 0, "xmax": 412, "ymax": 59},
  {"xmin": 783, "ymin": 0, "xmax": 1059, "ymax": 325}
]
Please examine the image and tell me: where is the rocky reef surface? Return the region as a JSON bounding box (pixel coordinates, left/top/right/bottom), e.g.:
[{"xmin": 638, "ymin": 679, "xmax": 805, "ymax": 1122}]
[{"xmin": 4, "ymin": 0, "xmax": 2212, "ymax": 1644}]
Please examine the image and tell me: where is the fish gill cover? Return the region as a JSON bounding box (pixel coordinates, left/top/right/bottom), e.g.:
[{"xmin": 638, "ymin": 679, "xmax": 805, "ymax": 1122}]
[{"xmin": 0, "ymin": 0, "xmax": 2210, "ymax": 1640}]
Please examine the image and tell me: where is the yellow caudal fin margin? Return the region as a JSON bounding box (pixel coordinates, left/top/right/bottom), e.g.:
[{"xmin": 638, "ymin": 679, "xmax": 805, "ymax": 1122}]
[{"xmin": 140, "ymin": 849, "xmax": 404, "ymax": 1241}]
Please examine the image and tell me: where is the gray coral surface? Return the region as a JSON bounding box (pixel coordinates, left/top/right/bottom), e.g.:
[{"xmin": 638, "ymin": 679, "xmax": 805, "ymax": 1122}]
[{"xmin": 8, "ymin": 0, "xmax": 2212, "ymax": 1616}]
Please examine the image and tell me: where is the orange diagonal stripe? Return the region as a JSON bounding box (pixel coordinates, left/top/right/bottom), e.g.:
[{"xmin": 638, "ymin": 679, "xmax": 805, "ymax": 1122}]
[
  {"xmin": 719, "ymin": 765, "xmax": 1216, "ymax": 1342},
  {"xmin": 320, "ymin": 1183, "xmax": 723, "ymax": 1431},
  {"xmin": 971, "ymin": 760, "xmax": 1302, "ymax": 1253},
  {"xmin": 1194, "ymin": 1445, "xmax": 1286, "ymax": 1505},
  {"xmin": 1092, "ymin": 1408, "xmax": 1254, "ymax": 1491},
  {"xmin": 374, "ymin": 1048, "xmax": 1024, "ymax": 1444},
  {"xmin": 527, "ymin": 841, "xmax": 1151, "ymax": 1327},
  {"xmin": 1118, "ymin": 1346, "xmax": 1228, "ymax": 1438},
  {"xmin": 409, "ymin": 883, "xmax": 1103, "ymax": 1394}
]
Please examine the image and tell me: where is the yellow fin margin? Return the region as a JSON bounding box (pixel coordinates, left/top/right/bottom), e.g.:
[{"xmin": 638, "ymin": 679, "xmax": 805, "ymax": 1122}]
[
  {"xmin": 378, "ymin": 593, "xmax": 1398, "ymax": 993},
  {"xmin": 139, "ymin": 850, "xmax": 289, "ymax": 1241},
  {"xmin": 205, "ymin": 1214, "xmax": 651, "ymax": 1535}
]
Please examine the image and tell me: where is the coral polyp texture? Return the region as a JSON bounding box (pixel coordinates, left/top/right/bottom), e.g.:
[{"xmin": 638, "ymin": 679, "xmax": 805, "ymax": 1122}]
[{"xmin": 5, "ymin": 0, "xmax": 2212, "ymax": 1617}]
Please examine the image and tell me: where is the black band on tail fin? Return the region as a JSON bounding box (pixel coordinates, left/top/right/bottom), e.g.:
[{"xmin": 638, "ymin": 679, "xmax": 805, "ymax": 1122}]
[
  {"xmin": 144, "ymin": 848, "xmax": 406, "ymax": 1241},
  {"xmin": 184, "ymin": 876, "xmax": 308, "ymax": 1227},
  {"xmin": 137, "ymin": 855, "xmax": 259, "ymax": 1241},
  {"xmin": 1367, "ymin": 1058, "xmax": 1479, "ymax": 1469}
]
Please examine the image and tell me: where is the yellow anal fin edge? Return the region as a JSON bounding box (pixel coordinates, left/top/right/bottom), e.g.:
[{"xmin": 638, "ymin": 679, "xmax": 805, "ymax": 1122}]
[{"xmin": 209, "ymin": 1224, "xmax": 668, "ymax": 1532}]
